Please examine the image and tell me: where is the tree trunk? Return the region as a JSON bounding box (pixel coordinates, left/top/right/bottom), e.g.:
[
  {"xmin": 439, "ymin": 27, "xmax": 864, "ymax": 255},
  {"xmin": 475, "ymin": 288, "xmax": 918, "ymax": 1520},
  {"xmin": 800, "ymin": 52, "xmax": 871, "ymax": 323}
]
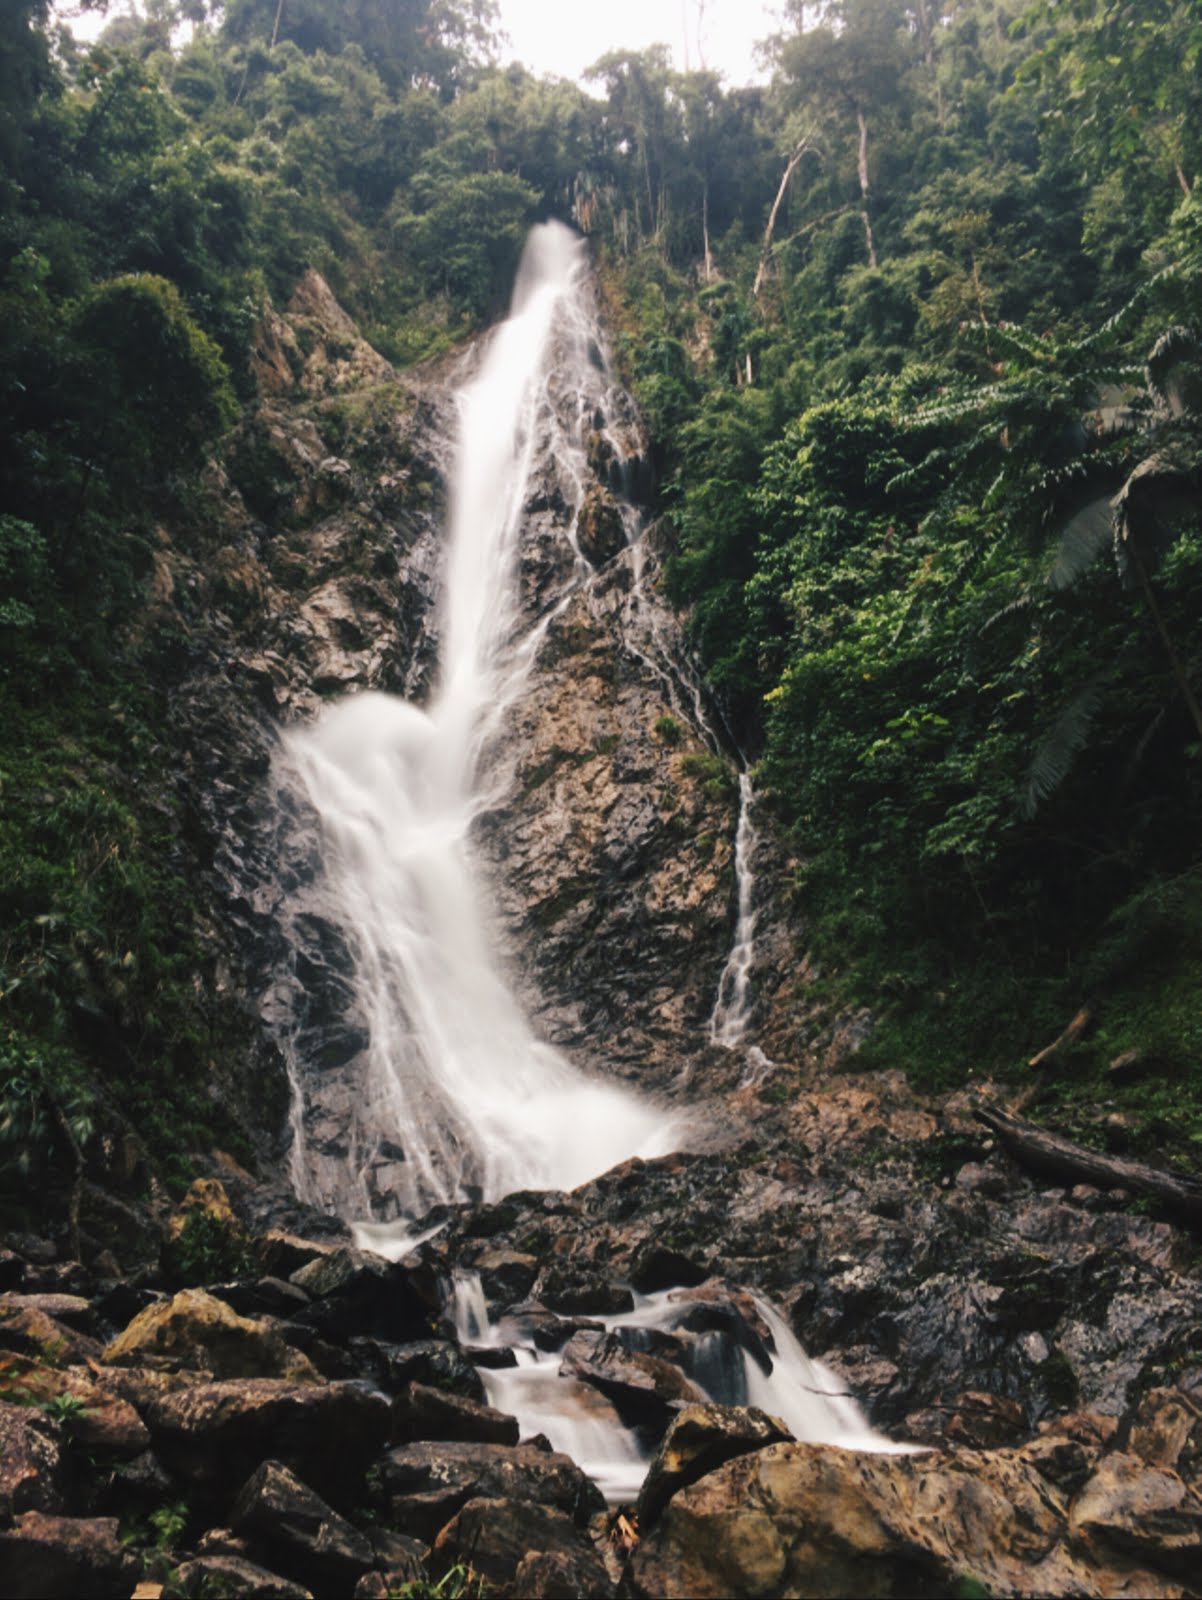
[
  {"xmin": 270, "ymin": 0, "xmax": 286, "ymax": 48},
  {"xmin": 702, "ymin": 181, "xmax": 713, "ymax": 282},
  {"xmin": 754, "ymin": 137, "xmax": 814, "ymax": 299},
  {"xmin": 857, "ymin": 108, "xmax": 878, "ymax": 268},
  {"xmin": 976, "ymin": 1103, "xmax": 1202, "ymax": 1226}
]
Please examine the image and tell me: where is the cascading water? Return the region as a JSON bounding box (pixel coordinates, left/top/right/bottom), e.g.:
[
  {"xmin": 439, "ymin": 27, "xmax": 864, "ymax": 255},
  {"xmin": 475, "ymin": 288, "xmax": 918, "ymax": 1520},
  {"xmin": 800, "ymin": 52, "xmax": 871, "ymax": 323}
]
[
  {"xmin": 277, "ymin": 223, "xmax": 675, "ymax": 1225},
  {"xmin": 269, "ymin": 223, "xmax": 902, "ymax": 1497}
]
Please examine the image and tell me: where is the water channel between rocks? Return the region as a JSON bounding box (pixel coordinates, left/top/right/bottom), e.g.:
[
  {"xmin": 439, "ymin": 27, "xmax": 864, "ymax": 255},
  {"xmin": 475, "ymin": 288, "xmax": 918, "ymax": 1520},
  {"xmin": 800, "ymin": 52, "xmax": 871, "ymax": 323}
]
[{"xmin": 273, "ymin": 222, "xmax": 905, "ymax": 1499}]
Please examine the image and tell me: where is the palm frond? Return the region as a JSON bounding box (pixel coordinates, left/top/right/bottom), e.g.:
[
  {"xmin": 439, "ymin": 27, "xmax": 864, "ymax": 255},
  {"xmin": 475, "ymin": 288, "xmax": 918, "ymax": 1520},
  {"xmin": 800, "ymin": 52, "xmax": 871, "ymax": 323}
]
[
  {"xmin": 1021, "ymin": 677, "xmax": 1107, "ymax": 819},
  {"xmin": 1146, "ymin": 324, "xmax": 1201, "ymax": 417},
  {"xmin": 1048, "ymin": 494, "xmax": 1114, "ymax": 590},
  {"xmin": 978, "ymin": 592, "xmax": 1033, "ymax": 638}
]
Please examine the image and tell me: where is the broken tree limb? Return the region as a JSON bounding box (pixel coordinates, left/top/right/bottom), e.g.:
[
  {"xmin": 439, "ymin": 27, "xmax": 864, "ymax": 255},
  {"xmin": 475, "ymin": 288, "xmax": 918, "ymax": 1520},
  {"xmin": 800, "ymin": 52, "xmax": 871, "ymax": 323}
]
[
  {"xmin": 1028, "ymin": 1005, "xmax": 1094, "ymax": 1069},
  {"xmin": 975, "ymin": 1103, "xmax": 1202, "ymax": 1225},
  {"xmin": 753, "ymin": 136, "xmax": 818, "ymax": 299}
]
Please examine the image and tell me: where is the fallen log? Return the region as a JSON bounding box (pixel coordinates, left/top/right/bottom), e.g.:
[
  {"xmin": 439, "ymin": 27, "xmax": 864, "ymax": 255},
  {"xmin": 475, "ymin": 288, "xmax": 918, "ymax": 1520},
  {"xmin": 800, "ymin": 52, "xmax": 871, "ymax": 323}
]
[{"xmin": 975, "ymin": 1102, "xmax": 1202, "ymax": 1226}]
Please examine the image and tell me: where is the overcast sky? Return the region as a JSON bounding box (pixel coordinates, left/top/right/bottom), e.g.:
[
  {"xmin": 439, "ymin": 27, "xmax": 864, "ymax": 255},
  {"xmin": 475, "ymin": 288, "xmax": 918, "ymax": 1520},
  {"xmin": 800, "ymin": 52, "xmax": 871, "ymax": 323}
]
[
  {"xmin": 57, "ymin": 1, "xmax": 783, "ymax": 87},
  {"xmin": 498, "ymin": 0, "xmax": 780, "ymax": 85}
]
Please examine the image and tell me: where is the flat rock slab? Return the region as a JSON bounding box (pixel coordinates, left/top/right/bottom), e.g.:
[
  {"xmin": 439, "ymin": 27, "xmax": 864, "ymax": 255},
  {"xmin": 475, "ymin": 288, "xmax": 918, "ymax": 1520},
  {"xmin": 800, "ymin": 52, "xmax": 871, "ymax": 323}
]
[{"xmin": 393, "ymin": 1380, "xmax": 520, "ymax": 1446}]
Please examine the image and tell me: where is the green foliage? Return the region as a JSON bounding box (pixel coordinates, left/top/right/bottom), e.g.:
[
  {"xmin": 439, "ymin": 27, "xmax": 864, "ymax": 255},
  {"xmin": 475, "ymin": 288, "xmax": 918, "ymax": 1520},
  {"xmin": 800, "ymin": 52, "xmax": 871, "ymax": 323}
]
[
  {"xmin": 166, "ymin": 1207, "xmax": 255, "ymax": 1288},
  {"xmin": 386, "ymin": 1563, "xmax": 488, "ymax": 1600}
]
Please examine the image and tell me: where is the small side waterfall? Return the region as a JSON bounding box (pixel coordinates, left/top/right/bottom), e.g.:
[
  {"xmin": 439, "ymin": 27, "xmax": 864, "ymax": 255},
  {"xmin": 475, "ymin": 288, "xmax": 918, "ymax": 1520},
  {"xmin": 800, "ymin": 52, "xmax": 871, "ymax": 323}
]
[
  {"xmin": 709, "ymin": 771, "xmax": 760, "ymax": 1049},
  {"xmin": 277, "ymin": 224, "xmax": 675, "ymax": 1223}
]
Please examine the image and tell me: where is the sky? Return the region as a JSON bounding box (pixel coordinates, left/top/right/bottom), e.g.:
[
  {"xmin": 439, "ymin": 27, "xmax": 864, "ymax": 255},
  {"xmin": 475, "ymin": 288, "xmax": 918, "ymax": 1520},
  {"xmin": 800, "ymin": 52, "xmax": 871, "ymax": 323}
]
[
  {"xmin": 496, "ymin": 0, "xmax": 780, "ymax": 86},
  {"xmin": 55, "ymin": 1, "xmax": 783, "ymax": 87}
]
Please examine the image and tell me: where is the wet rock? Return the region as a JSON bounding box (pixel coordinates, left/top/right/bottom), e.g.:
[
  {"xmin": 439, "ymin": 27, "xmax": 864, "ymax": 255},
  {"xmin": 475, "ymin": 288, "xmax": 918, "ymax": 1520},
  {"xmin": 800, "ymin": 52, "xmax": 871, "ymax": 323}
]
[
  {"xmin": 393, "ymin": 1381, "xmax": 520, "ymax": 1447},
  {"xmin": 256, "ymin": 1232, "xmax": 338, "ymax": 1280},
  {"xmin": 231, "ymin": 1458, "xmax": 374, "ymax": 1593},
  {"xmin": 212, "ymin": 1277, "xmax": 313, "ymax": 1321},
  {"xmin": 537, "ymin": 1266, "xmax": 635, "ymax": 1317},
  {"xmin": 575, "ymin": 484, "xmax": 625, "ymax": 566},
  {"xmin": 628, "ymin": 1244, "xmax": 710, "ymax": 1293},
  {"xmin": 0, "ymin": 1511, "xmax": 139, "ymax": 1599},
  {"xmin": 172, "ymin": 1554, "xmax": 314, "ymax": 1598},
  {"xmin": 560, "ymin": 1329, "xmax": 705, "ymax": 1435},
  {"xmin": 903, "ymin": 1390, "xmax": 1029, "ymax": 1450},
  {"xmin": 472, "ymin": 1248, "xmax": 540, "ymax": 1307},
  {"xmin": 1069, "ymin": 1450, "xmax": 1202, "ymax": 1580},
  {"xmin": 0, "ymin": 1400, "xmax": 65, "ymax": 1518},
  {"xmin": 637, "ymin": 1403, "xmax": 794, "ymax": 1530},
  {"xmin": 432, "ymin": 1496, "xmax": 612, "ymax": 1597},
  {"xmin": 351, "ymin": 1337, "xmax": 486, "ymax": 1402},
  {"xmin": 117, "ymin": 1374, "xmax": 390, "ymax": 1500},
  {"xmin": 378, "ymin": 1439, "xmax": 605, "ymax": 1543},
  {"xmin": 290, "ymin": 1247, "xmax": 429, "ymax": 1343},
  {"xmin": 103, "ymin": 1288, "xmax": 318, "ymax": 1381},
  {"xmin": 530, "ymin": 1314, "xmax": 604, "ymax": 1353}
]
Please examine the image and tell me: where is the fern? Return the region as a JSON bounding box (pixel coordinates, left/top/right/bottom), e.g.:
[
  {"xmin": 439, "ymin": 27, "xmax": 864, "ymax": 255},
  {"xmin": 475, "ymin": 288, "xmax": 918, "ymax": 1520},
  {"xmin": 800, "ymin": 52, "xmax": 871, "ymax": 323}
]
[{"xmin": 1022, "ymin": 678, "xmax": 1108, "ymax": 819}]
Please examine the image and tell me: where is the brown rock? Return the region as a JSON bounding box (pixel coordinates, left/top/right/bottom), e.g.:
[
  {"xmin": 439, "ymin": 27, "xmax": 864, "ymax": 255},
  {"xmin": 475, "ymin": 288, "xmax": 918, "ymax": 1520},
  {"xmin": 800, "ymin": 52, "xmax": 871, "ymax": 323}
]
[
  {"xmin": 630, "ymin": 1442, "xmax": 1100, "ymax": 1600},
  {"xmin": 0, "ymin": 1511, "xmax": 139, "ymax": 1599},
  {"xmin": 103, "ymin": 1288, "xmax": 317, "ymax": 1381},
  {"xmin": 171, "ymin": 1555, "xmax": 314, "ymax": 1598},
  {"xmin": 1125, "ymin": 1387, "xmax": 1202, "ymax": 1483},
  {"xmin": 122, "ymin": 1375, "xmax": 391, "ymax": 1498},
  {"xmin": 904, "ymin": 1390, "xmax": 1029, "ymax": 1450},
  {"xmin": 0, "ymin": 1400, "xmax": 65, "ymax": 1518},
  {"xmin": 0, "ymin": 1297, "xmax": 104, "ymax": 1365},
  {"xmin": 560, "ymin": 1329, "xmax": 705, "ymax": 1432},
  {"xmin": 637, "ymin": 1404, "xmax": 793, "ymax": 1530},
  {"xmin": 1069, "ymin": 1450, "xmax": 1202, "ymax": 1580},
  {"xmin": 231, "ymin": 1458, "xmax": 374, "ymax": 1593},
  {"xmin": 393, "ymin": 1381, "xmax": 520, "ymax": 1447},
  {"xmin": 433, "ymin": 1496, "xmax": 612, "ymax": 1596},
  {"xmin": 378, "ymin": 1438, "xmax": 605, "ymax": 1543}
]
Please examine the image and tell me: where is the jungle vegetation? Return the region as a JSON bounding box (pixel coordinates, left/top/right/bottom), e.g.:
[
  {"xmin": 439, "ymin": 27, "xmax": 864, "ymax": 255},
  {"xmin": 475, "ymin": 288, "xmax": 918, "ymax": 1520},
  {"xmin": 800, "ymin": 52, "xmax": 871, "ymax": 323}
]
[{"xmin": 2, "ymin": 0, "xmax": 1200, "ymax": 1199}]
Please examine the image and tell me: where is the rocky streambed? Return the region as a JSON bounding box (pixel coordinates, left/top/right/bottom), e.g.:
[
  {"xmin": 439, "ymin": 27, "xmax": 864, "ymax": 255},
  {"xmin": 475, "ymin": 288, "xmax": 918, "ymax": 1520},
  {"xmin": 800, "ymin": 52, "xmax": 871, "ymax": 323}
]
[{"xmin": 3, "ymin": 1067, "xmax": 1202, "ymax": 1599}]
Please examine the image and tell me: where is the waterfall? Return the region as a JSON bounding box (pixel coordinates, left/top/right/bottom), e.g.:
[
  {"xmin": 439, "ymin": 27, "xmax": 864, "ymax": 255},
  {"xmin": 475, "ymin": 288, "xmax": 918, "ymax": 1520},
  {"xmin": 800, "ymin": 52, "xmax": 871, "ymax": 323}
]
[
  {"xmin": 709, "ymin": 771, "xmax": 760, "ymax": 1049},
  {"xmin": 277, "ymin": 223, "xmax": 675, "ymax": 1224}
]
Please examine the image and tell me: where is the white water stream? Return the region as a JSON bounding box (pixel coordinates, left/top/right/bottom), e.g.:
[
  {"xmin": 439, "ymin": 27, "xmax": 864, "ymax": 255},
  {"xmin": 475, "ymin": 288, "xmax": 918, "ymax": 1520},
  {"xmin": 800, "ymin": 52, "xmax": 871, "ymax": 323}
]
[{"xmin": 452, "ymin": 1271, "xmax": 905, "ymax": 1503}]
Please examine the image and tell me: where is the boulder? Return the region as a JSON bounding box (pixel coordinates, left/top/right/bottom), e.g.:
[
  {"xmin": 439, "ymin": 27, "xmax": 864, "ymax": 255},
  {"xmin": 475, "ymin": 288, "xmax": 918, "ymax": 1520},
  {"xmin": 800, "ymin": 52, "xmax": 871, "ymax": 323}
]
[
  {"xmin": 393, "ymin": 1381, "xmax": 520, "ymax": 1446},
  {"xmin": 628, "ymin": 1244, "xmax": 710, "ymax": 1294},
  {"xmin": 904, "ymin": 1391, "xmax": 1030, "ymax": 1450},
  {"xmin": 171, "ymin": 1554, "xmax": 314, "ymax": 1598},
  {"xmin": 290, "ymin": 1248, "xmax": 429, "ymax": 1342},
  {"xmin": 560, "ymin": 1329, "xmax": 704, "ymax": 1434},
  {"xmin": 351, "ymin": 1337, "xmax": 485, "ymax": 1402},
  {"xmin": 536, "ymin": 1266, "xmax": 635, "ymax": 1317},
  {"xmin": 1069, "ymin": 1450, "xmax": 1202, "ymax": 1581},
  {"xmin": 0, "ymin": 1400, "xmax": 65, "ymax": 1518},
  {"xmin": 212, "ymin": 1277, "xmax": 313, "ymax": 1321},
  {"xmin": 0, "ymin": 1297, "xmax": 104, "ymax": 1365},
  {"xmin": 1124, "ymin": 1387, "xmax": 1202, "ymax": 1483},
  {"xmin": 0, "ymin": 1511, "xmax": 139, "ymax": 1599},
  {"xmin": 471, "ymin": 1249, "xmax": 540, "ymax": 1308},
  {"xmin": 103, "ymin": 1289, "xmax": 318, "ymax": 1381},
  {"xmin": 432, "ymin": 1496, "xmax": 612, "ymax": 1596},
  {"xmin": 637, "ymin": 1404, "xmax": 794, "ymax": 1530},
  {"xmin": 117, "ymin": 1375, "xmax": 391, "ymax": 1501},
  {"xmin": 230, "ymin": 1458, "xmax": 375, "ymax": 1594},
  {"xmin": 377, "ymin": 1439, "xmax": 605, "ymax": 1543},
  {"xmin": 630, "ymin": 1441, "xmax": 1100, "ymax": 1600}
]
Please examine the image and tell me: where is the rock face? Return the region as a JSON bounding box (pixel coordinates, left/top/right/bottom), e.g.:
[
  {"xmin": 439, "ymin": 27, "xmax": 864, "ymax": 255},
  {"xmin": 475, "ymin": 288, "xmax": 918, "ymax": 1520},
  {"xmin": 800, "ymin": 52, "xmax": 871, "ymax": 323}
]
[{"xmin": 630, "ymin": 1439, "xmax": 1199, "ymax": 1600}]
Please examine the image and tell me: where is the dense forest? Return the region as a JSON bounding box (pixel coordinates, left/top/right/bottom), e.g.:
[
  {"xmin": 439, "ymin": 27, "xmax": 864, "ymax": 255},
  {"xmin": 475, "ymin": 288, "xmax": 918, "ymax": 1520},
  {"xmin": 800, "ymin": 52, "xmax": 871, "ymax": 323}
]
[{"xmin": 2, "ymin": 0, "xmax": 1202, "ymax": 1214}]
